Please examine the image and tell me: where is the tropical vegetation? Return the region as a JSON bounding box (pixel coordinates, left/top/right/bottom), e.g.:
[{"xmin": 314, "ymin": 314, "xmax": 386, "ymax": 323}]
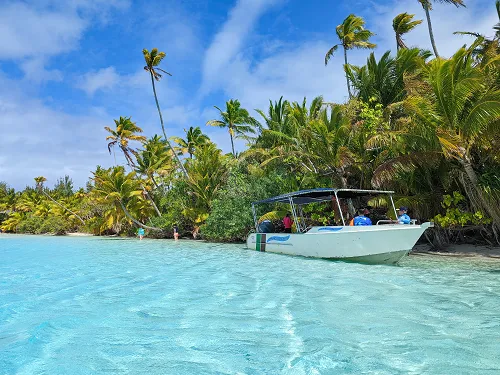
[{"xmin": 1, "ymin": 2, "xmax": 499, "ymax": 247}]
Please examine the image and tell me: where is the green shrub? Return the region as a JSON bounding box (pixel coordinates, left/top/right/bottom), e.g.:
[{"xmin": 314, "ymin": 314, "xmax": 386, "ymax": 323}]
[
  {"xmin": 16, "ymin": 216, "xmax": 45, "ymax": 234},
  {"xmin": 434, "ymin": 192, "xmax": 492, "ymax": 227},
  {"xmin": 202, "ymin": 169, "xmax": 283, "ymax": 242},
  {"xmin": 38, "ymin": 216, "xmax": 70, "ymax": 235},
  {"xmin": 16, "ymin": 215, "xmax": 70, "ymax": 235}
]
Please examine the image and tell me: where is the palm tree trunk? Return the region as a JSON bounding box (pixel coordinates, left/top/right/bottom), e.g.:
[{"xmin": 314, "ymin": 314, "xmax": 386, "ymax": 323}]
[
  {"xmin": 230, "ymin": 132, "xmax": 236, "ymax": 157},
  {"xmin": 461, "ymin": 159, "xmax": 500, "ymax": 231},
  {"xmin": 151, "ymin": 176, "xmax": 159, "ymax": 189},
  {"xmin": 119, "ymin": 200, "xmax": 162, "ymax": 231},
  {"xmin": 423, "ymin": 5, "xmax": 440, "ymax": 58},
  {"xmin": 41, "ymin": 191, "xmax": 85, "ymax": 226},
  {"xmin": 149, "ymin": 72, "xmax": 189, "ymax": 178},
  {"xmin": 343, "ymin": 47, "xmax": 352, "ymax": 99},
  {"xmin": 143, "ymin": 186, "xmax": 162, "ymax": 217}
]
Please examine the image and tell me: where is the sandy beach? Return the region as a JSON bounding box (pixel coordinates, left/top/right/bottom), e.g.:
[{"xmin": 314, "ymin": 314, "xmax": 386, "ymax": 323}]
[{"xmin": 412, "ymin": 244, "xmax": 500, "ymax": 259}]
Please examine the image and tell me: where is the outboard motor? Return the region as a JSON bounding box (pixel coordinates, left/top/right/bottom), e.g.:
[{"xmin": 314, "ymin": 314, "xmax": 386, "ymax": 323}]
[{"xmin": 258, "ymin": 219, "xmax": 275, "ymax": 233}]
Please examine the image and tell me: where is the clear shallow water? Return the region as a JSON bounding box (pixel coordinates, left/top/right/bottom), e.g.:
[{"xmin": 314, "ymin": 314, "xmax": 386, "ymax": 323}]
[{"xmin": 1, "ymin": 235, "xmax": 499, "ymax": 375}]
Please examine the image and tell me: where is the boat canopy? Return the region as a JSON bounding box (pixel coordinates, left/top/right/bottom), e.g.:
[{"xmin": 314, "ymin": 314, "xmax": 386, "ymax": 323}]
[{"xmin": 253, "ymin": 188, "xmax": 395, "ymax": 205}]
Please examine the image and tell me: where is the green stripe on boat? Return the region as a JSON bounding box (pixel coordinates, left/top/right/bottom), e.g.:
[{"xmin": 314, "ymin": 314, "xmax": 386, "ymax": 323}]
[{"xmin": 256, "ymin": 234, "xmax": 266, "ymax": 252}]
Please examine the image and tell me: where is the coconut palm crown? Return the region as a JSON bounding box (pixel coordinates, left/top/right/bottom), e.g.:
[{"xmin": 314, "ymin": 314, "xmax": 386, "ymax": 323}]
[
  {"xmin": 325, "ymin": 14, "xmax": 376, "ymax": 98},
  {"xmin": 105, "ymin": 117, "xmax": 146, "ymax": 168},
  {"xmin": 393, "ymin": 13, "xmax": 423, "ymax": 50},
  {"xmin": 207, "ymin": 99, "xmax": 258, "ymax": 157},
  {"xmin": 172, "ymin": 127, "xmax": 210, "ymax": 159}
]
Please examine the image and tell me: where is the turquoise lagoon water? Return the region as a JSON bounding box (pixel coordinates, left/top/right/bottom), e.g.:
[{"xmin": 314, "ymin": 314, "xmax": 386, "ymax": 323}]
[{"xmin": 1, "ymin": 235, "xmax": 499, "ymax": 374}]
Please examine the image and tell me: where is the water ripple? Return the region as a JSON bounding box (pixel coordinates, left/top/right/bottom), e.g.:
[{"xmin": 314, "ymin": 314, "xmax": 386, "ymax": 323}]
[{"xmin": 1, "ymin": 234, "xmax": 500, "ymax": 374}]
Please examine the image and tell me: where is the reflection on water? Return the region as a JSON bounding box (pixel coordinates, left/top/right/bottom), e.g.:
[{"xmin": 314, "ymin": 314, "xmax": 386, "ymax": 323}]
[{"xmin": 1, "ymin": 235, "xmax": 499, "ymax": 374}]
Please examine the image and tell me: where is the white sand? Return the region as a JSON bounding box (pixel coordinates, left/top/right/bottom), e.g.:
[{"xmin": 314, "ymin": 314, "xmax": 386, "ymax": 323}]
[{"xmin": 412, "ymin": 243, "xmax": 500, "ymax": 259}]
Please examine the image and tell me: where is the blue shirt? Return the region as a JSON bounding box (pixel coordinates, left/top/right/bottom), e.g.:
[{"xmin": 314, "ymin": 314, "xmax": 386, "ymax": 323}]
[
  {"xmin": 398, "ymin": 213, "xmax": 411, "ymax": 224},
  {"xmin": 354, "ymin": 216, "xmax": 372, "ymax": 226},
  {"xmin": 138, "ymin": 228, "xmax": 145, "ymax": 235}
]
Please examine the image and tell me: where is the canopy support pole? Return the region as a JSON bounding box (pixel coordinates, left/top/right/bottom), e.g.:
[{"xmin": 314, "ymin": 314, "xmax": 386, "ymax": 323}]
[
  {"xmin": 289, "ymin": 197, "xmax": 301, "ymax": 233},
  {"xmin": 298, "ymin": 205, "xmax": 306, "ymax": 232},
  {"xmin": 334, "ymin": 191, "xmax": 345, "ymax": 226},
  {"xmin": 252, "ymin": 204, "xmax": 259, "ymax": 232},
  {"xmin": 389, "ymin": 195, "xmax": 398, "ymax": 221}
]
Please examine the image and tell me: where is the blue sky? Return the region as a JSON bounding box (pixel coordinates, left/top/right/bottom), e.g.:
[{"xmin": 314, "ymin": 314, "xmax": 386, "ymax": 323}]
[{"xmin": 0, "ymin": 0, "xmax": 496, "ymax": 189}]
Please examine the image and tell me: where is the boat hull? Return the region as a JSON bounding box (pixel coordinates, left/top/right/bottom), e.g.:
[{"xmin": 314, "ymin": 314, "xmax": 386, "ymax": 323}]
[{"xmin": 246, "ymin": 223, "xmax": 432, "ymax": 265}]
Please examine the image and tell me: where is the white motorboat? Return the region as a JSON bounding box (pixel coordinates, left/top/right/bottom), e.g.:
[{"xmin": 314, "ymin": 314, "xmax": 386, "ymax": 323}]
[{"xmin": 246, "ymin": 188, "xmax": 433, "ymax": 264}]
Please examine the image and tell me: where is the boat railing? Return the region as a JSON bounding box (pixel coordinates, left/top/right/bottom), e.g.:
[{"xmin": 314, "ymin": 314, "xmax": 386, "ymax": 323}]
[
  {"xmin": 376, "ymin": 219, "xmax": 419, "ymax": 225},
  {"xmin": 376, "ymin": 220, "xmax": 396, "ymax": 225}
]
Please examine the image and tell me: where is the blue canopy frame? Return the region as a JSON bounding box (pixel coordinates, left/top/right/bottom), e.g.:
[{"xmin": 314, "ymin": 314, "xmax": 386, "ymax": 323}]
[{"xmin": 251, "ymin": 188, "xmax": 398, "ymax": 231}]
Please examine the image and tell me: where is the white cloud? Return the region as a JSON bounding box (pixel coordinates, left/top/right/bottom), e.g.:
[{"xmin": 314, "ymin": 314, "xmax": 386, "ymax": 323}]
[
  {"xmin": 0, "ymin": 2, "xmax": 85, "ymax": 60},
  {"xmin": 0, "ymin": 75, "xmax": 114, "ymax": 189},
  {"xmin": 78, "ymin": 67, "xmax": 121, "ymax": 95},
  {"xmin": 0, "ymin": 0, "xmax": 130, "ymax": 82},
  {"xmin": 201, "ymin": 0, "xmax": 282, "ymax": 93},
  {"xmin": 20, "ymin": 58, "xmax": 63, "ymax": 83}
]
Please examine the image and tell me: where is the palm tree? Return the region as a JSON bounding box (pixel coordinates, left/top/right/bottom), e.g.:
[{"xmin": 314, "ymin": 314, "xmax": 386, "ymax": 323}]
[
  {"xmin": 384, "ymin": 47, "xmax": 500, "ymax": 230},
  {"xmin": 34, "ymin": 176, "xmax": 85, "ymax": 225},
  {"xmin": 105, "ymin": 117, "xmax": 146, "ymax": 167},
  {"xmin": 393, "ymin": 13, "xmax": 422, "ymax": 50},
  {"xmin": 172, "ymin": 126, "xmax": 209, "ymax": 158},
  {"xmin": 105, "ymin": 117, "xmax": 161, "ymax": 216},
  {"xmin": 185, "ymin": 143, "xmax": 229, "ymax": 211},
  {"xmin": 325, "ymin": 14, "xmax": 376, "ymax": 99},
  {"xmin": 92, "ymin": 167, "xmax": 162, "ymax": 231},
  {"xmin": 418, "ymin": 0, "xmax": 465, "ymax": 58},
  {"xmin": 207, "ymin": 99, "xmax": 258, "ymax": 157},
  {"xmin": 345, "ymin": 48, "xmax": 431, "ymax": 107},
  {"xmin": 255, "ymin": 97, "xmax": 294, "ymax": 149},
  {"xmin": 135, "ymin": 135, "xmax": 174, "ymax": 188},
  {"xmin": 142, "ymin": 48, "xmax": 188, "ymax": 178}
]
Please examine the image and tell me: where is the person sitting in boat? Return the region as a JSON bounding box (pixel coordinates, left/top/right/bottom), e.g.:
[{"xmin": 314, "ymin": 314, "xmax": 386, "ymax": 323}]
[
  {"xmin": 397, "ymin": 207, "xmax": 411, "ymax": 224},
  {"xmin": 283, "ymin": 213, "xmax": 293, "ymax": 233},
  {"xmin": 353, "ymin": 208, "xmax": 372, "ymax": 226}
]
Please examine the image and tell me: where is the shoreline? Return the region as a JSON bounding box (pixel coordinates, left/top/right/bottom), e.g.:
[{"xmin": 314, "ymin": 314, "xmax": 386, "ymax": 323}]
[
  {"xmin": 3, "ymin": 232, "xmax": 500, "ymax": 260},
  {"xmin": 411, "ymin": 244, "xmax": 500, "ymax": 259}
]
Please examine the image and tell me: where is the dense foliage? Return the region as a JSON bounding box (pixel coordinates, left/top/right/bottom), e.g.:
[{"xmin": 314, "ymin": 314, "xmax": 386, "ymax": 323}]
[{"xmin": 1, "ymin": 2, "xmax": 499, "ymax": 246}]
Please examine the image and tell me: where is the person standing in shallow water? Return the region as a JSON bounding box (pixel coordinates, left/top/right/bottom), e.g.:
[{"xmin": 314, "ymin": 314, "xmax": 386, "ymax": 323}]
[
  {"xmin": 173, "ymin": 224, "xmax": 179, "ymax": 240},
  {"xmin": 283, "ymin": 213, "xmax": 293, "ymax": 233},
  {"xmin": 137, "ymin": 228, "xmax": 145, "ymax": 240}
]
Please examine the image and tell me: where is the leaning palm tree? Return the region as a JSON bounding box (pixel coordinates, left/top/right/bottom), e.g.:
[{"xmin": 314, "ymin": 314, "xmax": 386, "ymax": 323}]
[
  {"xmin": 105, "ymin": 117, "xmax": 146, "ymax": 167},
  {"xmin": 418, "ymin": 0, "xmax": 465, "ymax": 58},
  {"xmin": 105, "ymin": 117, "xmax": 161, "ymax": 216},
  {"xmin": 393, "ymin": 13, "xmax": 422, "ymax": 50},
  {"xmin": 171, "ymin": 126, "xmax": 209, "ymax": 159},
  {"xmin": 34, "ymin": 176, "xmax": 85, "ymax": 225},
  {"xmin": 325, "ymin": 14, "xmax": 376, "ymax": 98},
  {"xmin": 142, "ymin": 48, "xmax": 188, "ymax": 178},
  {"xmin": 207, "ymin": 99, "xmax": 258, "ymax": 157},
  {"xmin": 92, "ymin": 167, "xmax": 162, "ymax": 231}
]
